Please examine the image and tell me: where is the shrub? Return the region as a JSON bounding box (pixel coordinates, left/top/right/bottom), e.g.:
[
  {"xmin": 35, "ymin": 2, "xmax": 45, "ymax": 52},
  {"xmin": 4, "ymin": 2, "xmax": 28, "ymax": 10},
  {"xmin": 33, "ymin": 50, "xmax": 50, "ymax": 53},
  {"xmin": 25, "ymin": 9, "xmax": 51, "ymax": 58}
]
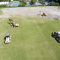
[
  {"xmin": 0, "ymin": 4, "xmax": 6, "ymax": 7},
  {"xmin": 18, "ymin": 3, "xmax": 25, "ymax": 7},
  {"xmin": 22, "ymin": 3, "xmax": 25, "ymax": 7},
  {"xmin": 48, "ymin": 1, "xmax": 55, "ymax": 6},
  {"xmin": 22, "ymin": 1, "xmax": 27, "ymax": 5},
  {"xmin": 30, "ymin": 0, "xmax": 36, "ymax": 4},
  {"xmin": 38, "ymin": 0, "xmax": 42, "ymax": 1},
  {"xmin": 18, "ymin": 4, "xmax": 22, "ymax": 7},
  {"xmin": 42, "ymin": 0, "xmax": 45, "ymax": 4},
  {"xmin": 47, "ymin": 1, "xmax": 59, "ymax": 6},
  {"xmin": 19, "ymin": 0, "xmax": 22, "ymax": 2},
  {"xmin": 18, "ymin": 0, "xmax": 27, "ymax": 7},
  {"xmin": 22, "ymin": 0, "xmax": 24, "ymax": 3},
  {"xmin": 55, "ymin": 3, "xmax": 59, "ymax": 6}
]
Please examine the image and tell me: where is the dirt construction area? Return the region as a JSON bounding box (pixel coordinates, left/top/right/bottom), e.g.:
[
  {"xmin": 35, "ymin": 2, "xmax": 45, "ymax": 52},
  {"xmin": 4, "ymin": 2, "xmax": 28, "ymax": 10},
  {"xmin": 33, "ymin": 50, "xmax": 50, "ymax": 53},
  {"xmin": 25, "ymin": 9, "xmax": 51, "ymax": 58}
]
[{"xmin": 1, "ymin": 6, "xmax": 60, "ymax": 20}]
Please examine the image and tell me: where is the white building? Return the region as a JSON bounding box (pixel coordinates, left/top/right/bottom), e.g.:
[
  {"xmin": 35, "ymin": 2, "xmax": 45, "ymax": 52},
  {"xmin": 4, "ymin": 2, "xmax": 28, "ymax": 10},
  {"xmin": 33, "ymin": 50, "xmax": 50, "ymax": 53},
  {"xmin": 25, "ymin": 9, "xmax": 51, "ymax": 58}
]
[{"xmin": 0, "ymin": 2, "xmax": 9, "ymax": 5}]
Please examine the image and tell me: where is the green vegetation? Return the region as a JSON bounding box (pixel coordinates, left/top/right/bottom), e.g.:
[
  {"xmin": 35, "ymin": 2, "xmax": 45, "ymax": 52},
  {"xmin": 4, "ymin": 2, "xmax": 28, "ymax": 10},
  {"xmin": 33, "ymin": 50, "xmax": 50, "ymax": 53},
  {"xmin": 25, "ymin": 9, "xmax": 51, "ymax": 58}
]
[
  {"xmin": 30, "ymin": 0, "xmax": 36, "ymax": 4},
  {"xmin": 48, "ymin": 1, "xmax": 59, "ymax": 6},
  {"xmin": 0, "ymin": 0, "xmax": 10, "ymax": 2},
  {"xmin": 25, "ymin": 5, "xmax": 47, "ymax": 7},
  {"xmin": 58, "ymin": 6, "xmax": 60, "ymax": 7},
  {"xmin": 18, "ymin": 3, "xmax": 25, "ymax": 7},
  {"xmin": 18, "ymin": 0, "xmax": 26, "ymax": 7},
  {"xmin": 0, "ymin": 8, "xmax": 3, "ymax": 15},
  {"xmin": 55, "ymin": 2, "xmax": 59, "ymax": 6},
  {"xmin": 10, "ymin": 1, "xmax": 19, "ymax": 3},
  {"xmin": 0, "ymin": 4, "xmax": 6, "ymax": 7},
  {"xmin": 48, "ymin": 1, "xmax": 55, "ymax": 6},
  {"xmin": 19, "ymin": 0, "xmax": 22, "ymax": 2},
  {"xmin": 42, "ymin": 0, "xmax": 45, "ymax": 4},
  {"xmin": 38, "ymin": 0, "xmax": 42, "ymax": 1},
  {"xmin": 0, "ymin": 15, "xmax": 60, "ymax": 60}
]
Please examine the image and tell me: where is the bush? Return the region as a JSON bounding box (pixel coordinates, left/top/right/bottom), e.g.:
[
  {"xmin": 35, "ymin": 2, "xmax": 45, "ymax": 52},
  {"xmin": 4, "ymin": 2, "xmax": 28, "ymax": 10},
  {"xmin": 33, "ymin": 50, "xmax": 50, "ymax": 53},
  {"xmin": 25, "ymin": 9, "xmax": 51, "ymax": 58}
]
[
  {"xmin": 18, "ymin": 0, "xmax": 27, "ymax": 7},
  {"xmin": 18, "ymin": 4, "xmax": 22, "ymax": 7},
  {"xmin": 47, "ymin": 1, "xmax": 59, "ymax": 6},
  {"xmin": 50, "ymin": 1, "xmax": 55, "ymax": 6},
  {"xmin": 22, "ymin": 3, "xmax": 25, "ymax": 7},
  {"xmin": 55, "ymin": 3, "xmax": 59, "ymax": 6},
  {"xmin": 30, "ymin": 0, "xmax": 36, "ymax": 4},
  {"xmin": 42, "ymin": 0, "xmax": 45, "ymax": 4},
  {"xmin": 19, "ymin": 0, "xmax": 22, "ymax": 2},
  {"xmin": 18, "ymin": 3, "xmax": 25, "ymax": 7},
  {"xmin": 23, "ymin": 1, "xmax": 27, "ymax": 5},
  {"xmin": 47, "ymin": 1, "xmax": 55, "ymax": 6},
  {"xmin": 0, "ymin": 4, "xmax": 6, "ymax": 7},
  {"xmin": 38, "ymin": 0, "xmax": 42, "ymax": 1}
]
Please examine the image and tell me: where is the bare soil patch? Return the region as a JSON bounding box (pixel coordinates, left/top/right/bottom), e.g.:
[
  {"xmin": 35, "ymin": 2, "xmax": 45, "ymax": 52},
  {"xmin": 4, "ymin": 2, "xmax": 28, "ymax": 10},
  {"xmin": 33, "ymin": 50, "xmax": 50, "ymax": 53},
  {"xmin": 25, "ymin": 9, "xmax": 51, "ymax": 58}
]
[{"xmin": 1, "ymin": 6, "xmax": 60, "ymax": 20}]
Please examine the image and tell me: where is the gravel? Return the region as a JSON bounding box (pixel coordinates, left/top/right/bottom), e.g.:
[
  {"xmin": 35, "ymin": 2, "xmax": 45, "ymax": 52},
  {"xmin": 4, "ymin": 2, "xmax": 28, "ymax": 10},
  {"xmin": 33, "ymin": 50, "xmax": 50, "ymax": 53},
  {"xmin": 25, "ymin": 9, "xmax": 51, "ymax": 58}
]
[{"xmin": 1, "ymin": 6, "xmax": 60, "ymax": 20}]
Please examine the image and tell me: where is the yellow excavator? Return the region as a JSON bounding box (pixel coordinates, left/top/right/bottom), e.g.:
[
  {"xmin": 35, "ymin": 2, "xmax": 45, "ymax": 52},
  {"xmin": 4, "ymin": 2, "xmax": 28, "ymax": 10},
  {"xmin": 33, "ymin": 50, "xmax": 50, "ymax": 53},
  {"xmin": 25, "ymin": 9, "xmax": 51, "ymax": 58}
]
[
  {"xmin": 39, "ymin": 11, "xmax": 47, "ymax": 16},
  {"xmin": 8, "ymin": 18, "xmax": 19, "ymax": 27}
]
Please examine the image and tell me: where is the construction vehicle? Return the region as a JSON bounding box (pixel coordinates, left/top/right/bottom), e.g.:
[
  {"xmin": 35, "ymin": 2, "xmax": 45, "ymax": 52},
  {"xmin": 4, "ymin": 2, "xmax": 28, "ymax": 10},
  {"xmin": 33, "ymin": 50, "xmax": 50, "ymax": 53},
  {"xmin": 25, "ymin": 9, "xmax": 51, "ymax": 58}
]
[
  {"xmin": 4, "ymin": 34, "xmax": 11, "ymax": 43},
  {"xmin": 8, "ymin": 18, "xmax": 19, "ymax": 27},
  {"xmin": 56, "ymin": 37, "xmax": 60, "ymax": 43},
  {"xmin": 39, "ymin": 11, "xmax": 47, "ymax": 16},
  {"xmin": 52, "ymin": 31, "xmax": 60, "ymax": 43}
]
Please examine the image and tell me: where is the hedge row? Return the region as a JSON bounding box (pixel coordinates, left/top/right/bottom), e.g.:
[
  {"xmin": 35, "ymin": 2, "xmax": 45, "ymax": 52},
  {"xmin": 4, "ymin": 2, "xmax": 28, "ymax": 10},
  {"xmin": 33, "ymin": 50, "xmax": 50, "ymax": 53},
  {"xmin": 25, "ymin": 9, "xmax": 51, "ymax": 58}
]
[
  {"xmin": 48, "ymin": 1, "xmax": 59, "ymax": 6},
  {"xmin": 0, "ymin": 4, "xmax": 6, "ymax": 7},
  {"xmin": 18, "ymin": 3, "xmax": 25, "ymax": 7},
  {"xmin": 18, "ymin": 1, "xmax": 26, "ymax": 7}
]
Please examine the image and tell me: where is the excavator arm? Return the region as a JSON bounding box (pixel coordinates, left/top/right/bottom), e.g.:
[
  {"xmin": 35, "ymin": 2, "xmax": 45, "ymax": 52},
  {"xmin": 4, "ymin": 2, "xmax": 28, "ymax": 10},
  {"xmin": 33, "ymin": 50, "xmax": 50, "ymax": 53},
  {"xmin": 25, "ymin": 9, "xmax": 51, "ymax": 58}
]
[
  {"xmin": 39, "ymin": 11, "xmax": 44, "ymax": 15},
  {"xmin": 8, "ymin": 18, "xmax": 14, "ymax": 24}
]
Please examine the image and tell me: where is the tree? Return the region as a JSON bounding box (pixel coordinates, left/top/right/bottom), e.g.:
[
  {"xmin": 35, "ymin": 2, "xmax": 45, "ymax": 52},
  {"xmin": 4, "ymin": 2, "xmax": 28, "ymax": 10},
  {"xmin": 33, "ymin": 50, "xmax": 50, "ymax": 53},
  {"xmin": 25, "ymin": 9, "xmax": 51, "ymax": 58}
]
[
  {"xmin": 48, "ymin": 1, "xmax": 55, "ymax": 6},
  {"xmin": 19, "ymin": 0, "xmax": 22, "ymax": 2},
  {"xmin": 0, "ymin": 0, "xmax": 11, "ymax": 2},
  {"xmin": 55, "ymin": 2, "xmax": 59, "ymax": 6},
  {"xmin": 58, "ymin": 0, "xmax": 60, "ymax": 4},
  {"xmin": 42, "ymin": 0, "xmax": 45, "ymax": 4},
  {"xmin": 30, "ymin": 0, "xmax": 36, "ymax": 4},
  {"xmin": 49, "ymin": 0, "xmax": 60, "ymax": 4},
  {"xmin": 38, "ymin": 0, "xmax": 42, "ymax": 1},
  {"xmin": 22, "ymin": 0, "xmax": 27, "ymax": 5}
]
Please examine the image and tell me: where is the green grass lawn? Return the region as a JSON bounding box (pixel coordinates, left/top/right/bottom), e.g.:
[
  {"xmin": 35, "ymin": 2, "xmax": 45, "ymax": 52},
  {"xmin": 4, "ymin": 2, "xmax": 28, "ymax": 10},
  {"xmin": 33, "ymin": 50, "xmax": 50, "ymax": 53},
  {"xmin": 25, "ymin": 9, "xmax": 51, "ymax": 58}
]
[
  {"xmin": 0, "ymin": 15, "xmax": 60, "ymax": 60},
  {"xmin": 0, "ymin": 8, "xmax": 3, "ymax": 15}
]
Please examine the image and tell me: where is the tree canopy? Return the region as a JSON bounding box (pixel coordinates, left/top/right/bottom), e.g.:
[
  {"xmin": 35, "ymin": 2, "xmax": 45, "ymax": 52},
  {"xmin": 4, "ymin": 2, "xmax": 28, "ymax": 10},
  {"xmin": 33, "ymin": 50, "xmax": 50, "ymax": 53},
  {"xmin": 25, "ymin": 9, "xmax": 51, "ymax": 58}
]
[{"xmin": 49, "ymin": 0, "xmax": 60, "ymax": 4}]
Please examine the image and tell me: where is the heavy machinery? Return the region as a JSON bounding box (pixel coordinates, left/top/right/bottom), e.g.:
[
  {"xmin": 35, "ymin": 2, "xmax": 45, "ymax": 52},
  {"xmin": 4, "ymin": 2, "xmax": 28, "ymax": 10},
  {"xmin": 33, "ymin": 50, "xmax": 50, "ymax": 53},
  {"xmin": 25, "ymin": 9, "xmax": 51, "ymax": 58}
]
[
  {"xmin": 8, "ymin": 18, "xmax": 19, "ymax": 27},
  {"xmin": 4, "ymin": 34, "xmax": 11, "ymax": 43},
  {"xmin": 39, "ymin": 11, "xmax": 47, "ymax": 16},
  {"xmin": 52, "ymin": 31, "xmax": 60, "ymax": 43}
]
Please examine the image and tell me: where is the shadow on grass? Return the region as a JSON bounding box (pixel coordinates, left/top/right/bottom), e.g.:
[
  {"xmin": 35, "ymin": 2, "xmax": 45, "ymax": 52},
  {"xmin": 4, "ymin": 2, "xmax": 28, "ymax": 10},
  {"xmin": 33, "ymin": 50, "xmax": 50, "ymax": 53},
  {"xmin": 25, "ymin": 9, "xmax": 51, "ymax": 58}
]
[
  {"xmin": 7, "ymin": 22, "xmax": 10, "ymax": 24},
  {"xmin": 4, "ymin": 37, "xmax": 6, "ymax": 44}
]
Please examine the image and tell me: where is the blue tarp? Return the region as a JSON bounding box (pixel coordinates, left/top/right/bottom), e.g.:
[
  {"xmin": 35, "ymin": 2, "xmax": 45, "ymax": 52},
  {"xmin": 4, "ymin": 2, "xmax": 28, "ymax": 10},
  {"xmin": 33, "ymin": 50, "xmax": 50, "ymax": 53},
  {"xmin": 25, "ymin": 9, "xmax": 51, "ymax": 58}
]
[{"xmin": 11, "ymin": 3, "xmax": 19, "ymax": 6}]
